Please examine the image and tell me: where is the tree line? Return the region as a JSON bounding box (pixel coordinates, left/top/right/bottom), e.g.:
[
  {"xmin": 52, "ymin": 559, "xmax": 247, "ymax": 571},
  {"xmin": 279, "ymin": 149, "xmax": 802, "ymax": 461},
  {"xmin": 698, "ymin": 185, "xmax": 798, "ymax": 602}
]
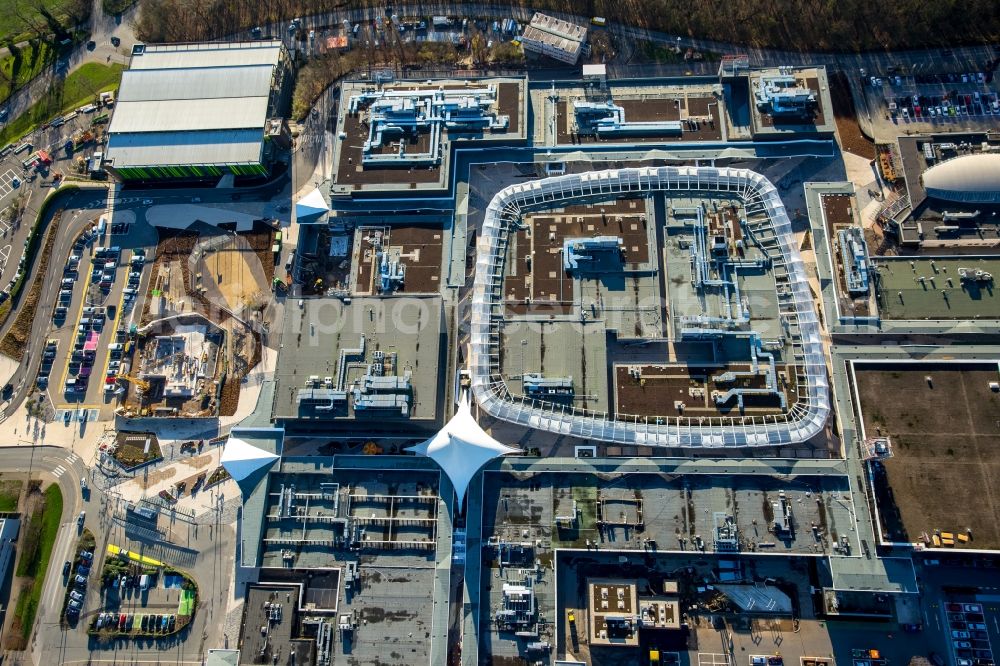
[{"xmin": 133, "ymin": 0, "xmax": 1000, "ymax": 52}]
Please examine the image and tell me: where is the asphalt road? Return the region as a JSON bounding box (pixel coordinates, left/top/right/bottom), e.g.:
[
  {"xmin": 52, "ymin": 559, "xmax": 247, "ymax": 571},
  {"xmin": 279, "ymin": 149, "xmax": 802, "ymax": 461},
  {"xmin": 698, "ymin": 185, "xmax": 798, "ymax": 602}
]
[
  {"xmin": 0, "ymin": 0, "xmax": 137, "ymax": 136},
  {"xmin": 0, "ymin": 444, "xmax": 87, "ymax": 665},
  {"xmin": 244, "ymin": 3, "xmax": 998, "ymax": 78},
  {"xmin": 0, "ymin": 186, "xmax": 109, "ymax": 423},
  {"xmin": 0, "ymin": 109, "xmax": 104, "ymax": 291},
  {"xmin": 0, "ymin": 164, "xmax": 291, "ymax": 422}
]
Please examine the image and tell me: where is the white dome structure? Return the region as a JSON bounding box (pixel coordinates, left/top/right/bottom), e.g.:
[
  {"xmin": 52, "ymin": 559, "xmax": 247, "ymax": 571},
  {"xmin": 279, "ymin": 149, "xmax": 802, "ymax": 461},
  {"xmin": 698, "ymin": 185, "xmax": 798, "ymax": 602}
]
[
  {"xmin": 922, "ymin": 153, "xmax": 1000, "ymax": 204},
  {"xmin": 407, "ymin": 392, "xmax": 519, "ymax": 503}
]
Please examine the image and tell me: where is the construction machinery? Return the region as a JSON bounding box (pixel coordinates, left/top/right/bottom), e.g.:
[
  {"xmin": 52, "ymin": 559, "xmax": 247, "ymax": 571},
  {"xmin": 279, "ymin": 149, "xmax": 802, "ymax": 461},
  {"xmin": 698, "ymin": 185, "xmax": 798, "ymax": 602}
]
[{"xmin": 117, "ymin": 373, "xmax": 151, "ymax": 393}]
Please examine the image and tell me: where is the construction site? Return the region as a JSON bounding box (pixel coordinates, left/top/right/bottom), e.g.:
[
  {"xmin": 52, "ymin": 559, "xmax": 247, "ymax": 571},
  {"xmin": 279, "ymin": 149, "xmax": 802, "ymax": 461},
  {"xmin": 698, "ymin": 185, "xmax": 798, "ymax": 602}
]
[
  {"xmin": 116, "ymin": 316, "xmax": 226, "ymax": 418},
  {"xmin": 131, "ymin": 223, "xmax": 273, "ymax": 417}
]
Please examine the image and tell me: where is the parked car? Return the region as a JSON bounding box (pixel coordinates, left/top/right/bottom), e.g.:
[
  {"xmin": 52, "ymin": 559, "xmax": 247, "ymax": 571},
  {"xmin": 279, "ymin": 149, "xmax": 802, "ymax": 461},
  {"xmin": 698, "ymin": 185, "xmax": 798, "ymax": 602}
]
[
  {"xmin": 69, "ymin": 590, "xmax": 84, "ymax": 602},
  {"xmin": 955, "ymin": 631, "xmax": 972, "ymax": 639},
  {"xmin": 957, "ymin": 642, "xmax": 974, "ymax": 650},
  {"xmin": 63, "ymin": 561, "xmax": 71, "ymax": 576},
  {"xmin": 966, "ymin": 604, "xmax": 984, "ymax": 613},
  {"xmin": 74, "ymin": 574, "xmax": 87, "ymax": 586}
]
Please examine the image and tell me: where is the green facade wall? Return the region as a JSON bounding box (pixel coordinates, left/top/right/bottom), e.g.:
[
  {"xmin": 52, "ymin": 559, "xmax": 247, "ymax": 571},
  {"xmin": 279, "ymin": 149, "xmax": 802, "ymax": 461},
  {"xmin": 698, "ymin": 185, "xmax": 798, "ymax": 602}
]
[{"xmin": 114, "ymin": 162, "xmax": 267, "ymax": 181}]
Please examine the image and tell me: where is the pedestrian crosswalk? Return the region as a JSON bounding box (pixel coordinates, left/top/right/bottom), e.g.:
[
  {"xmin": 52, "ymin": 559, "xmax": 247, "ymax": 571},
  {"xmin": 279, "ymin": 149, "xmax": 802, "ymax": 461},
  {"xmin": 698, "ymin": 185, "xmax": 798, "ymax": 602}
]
[
  {"xmin": 66, "ymin": 452, "xmax": 80, "ymax": 464},
  {"xmin": 52, "ymin": 465, "xmax": 67, "ymax": 478}
]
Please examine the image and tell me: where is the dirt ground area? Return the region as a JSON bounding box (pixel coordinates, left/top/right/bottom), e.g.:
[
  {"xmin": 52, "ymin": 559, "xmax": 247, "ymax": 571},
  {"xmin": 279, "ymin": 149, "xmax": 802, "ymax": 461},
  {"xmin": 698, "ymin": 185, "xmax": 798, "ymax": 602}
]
[
  {"xmin": 133, "ymin": 225, "xmax": 266, "ymax": 418},
  {"xmin": 829, "ymin": 70, "xmax": 877, "ymax": 160},
  {"xmin": 854, "ymin": 362, "xmax": 1000, "ymax": 548},
  {"xmin": 615, "ymin": 363, "xmax": 797, "ymax": 418},
  {"xmin": 504, "ymin": 200, "xmax": 651, "ymax": 315},
  {"xmin": 557, "ymin": 95, "xmax": 722, "ymax": 144},
  {"xmin": 198, "ymin": 237, "xmax": 269, "ymax": 313},
  {"xmin": 354, "ymin": 225, "xmax": 443, "ymax": 294},
  {"xmin": 242, "ymin": 221, "xmax": 276, "ymax": 286},
  {"xmin": 218, "ymin": 328, "xmax": 260, "ymax": 417}
]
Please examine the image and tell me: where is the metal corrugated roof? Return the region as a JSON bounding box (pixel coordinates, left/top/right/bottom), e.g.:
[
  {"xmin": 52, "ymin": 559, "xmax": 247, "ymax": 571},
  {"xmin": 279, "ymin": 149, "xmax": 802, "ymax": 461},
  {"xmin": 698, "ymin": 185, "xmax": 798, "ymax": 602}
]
[
  {"xmin": 118, "ymin": 64, "xmax": 273, "ymax": 103},
  {"xmin": 109, "ymin": 97, "xmax": 269, "ymax": 133},
  {"xmin": 105, "ymin": 128, "xmax": 263, "ymax": 167},
  {"xmin": 130, "ymin": 40, "xmax": 283, "ymax": 71}
]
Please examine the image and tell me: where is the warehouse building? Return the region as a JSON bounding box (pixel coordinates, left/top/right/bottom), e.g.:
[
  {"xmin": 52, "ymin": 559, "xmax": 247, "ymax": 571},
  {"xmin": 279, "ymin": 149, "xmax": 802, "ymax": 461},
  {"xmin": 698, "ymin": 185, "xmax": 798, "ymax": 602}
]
[
  {"xmin": 105, "ymin": 40, "xmax": 292, "ymax": 181},
  {"xmin": 520, "ymin": 13, "xmax": 587, "ymax": 64}
]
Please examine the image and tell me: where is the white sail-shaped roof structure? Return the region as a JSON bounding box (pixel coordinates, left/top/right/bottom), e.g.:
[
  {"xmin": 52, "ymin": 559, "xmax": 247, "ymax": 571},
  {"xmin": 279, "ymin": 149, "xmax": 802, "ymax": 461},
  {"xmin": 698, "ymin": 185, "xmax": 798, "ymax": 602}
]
[
  {"xmin": 295, "ymin": 187, "xmax": 330, "ymax": 222},
  {"xmin": 407, "ymin": 393, "xmax": 518, "ymax": 502},
  {"xmin": 221, "ymin": 434, "xmax": 280, "ymax": 482}
]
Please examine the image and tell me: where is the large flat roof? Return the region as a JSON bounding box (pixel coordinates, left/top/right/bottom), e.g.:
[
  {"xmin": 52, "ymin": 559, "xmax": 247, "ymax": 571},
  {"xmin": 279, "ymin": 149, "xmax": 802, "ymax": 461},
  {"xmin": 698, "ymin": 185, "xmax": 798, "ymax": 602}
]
[
  {"xmin": 106, "ymin": 129, "xmax": 264, "ymax": 168},
  {"xmin": 107, "ymin": 40, "xmax": 283, "ymax": 168},
  {"xmin": 118, "ymin": 64, "xmax": 274, "ymax": 103},
  {"xmin": 129, "ymin": 40, "xmax": 284, "ymax": 70},
  {"xmin": 110, "ymin": 97, "xmax": 270, "ymax": 133},
  {"xmin": 272, "ymin": 296, "xmax": 444, "ymax": 428}
]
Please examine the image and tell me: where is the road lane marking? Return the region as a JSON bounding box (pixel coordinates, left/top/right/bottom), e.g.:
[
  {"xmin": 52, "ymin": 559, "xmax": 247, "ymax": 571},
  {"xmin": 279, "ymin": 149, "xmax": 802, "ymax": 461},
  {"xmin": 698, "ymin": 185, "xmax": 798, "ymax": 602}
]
[
  {"xmin": 51, "ymin": 464, "xmax": 66, "ymax": 477},
  {"xmin": 0, "ymin": 169, "xmax": 18, "ymax": 202}
]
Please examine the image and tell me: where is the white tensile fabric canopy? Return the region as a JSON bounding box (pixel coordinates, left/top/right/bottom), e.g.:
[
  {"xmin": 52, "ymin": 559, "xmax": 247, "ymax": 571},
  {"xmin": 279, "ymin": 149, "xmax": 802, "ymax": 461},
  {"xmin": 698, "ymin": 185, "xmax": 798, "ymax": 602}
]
[
  {"xmin": 221, "ymin": 435, "xmax": 280, "ymax": 482},
  {"xmin": 295, "ymin": 187, "xmax": 330, "ymax": 221},
  {"xmin": 407, "ymin": 393, "xmax": 518, "ymax": 502}
]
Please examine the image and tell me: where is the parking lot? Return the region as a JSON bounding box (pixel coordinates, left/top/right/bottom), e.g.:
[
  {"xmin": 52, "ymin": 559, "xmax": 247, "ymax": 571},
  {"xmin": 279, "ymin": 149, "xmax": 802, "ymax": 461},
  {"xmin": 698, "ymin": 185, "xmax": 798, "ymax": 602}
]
[
  {"xmin": 944, "ymin": 601, "xmax": 995, "ymax": 666},
  {"xmin": 0, "ymin": 169, "xmax": 20, "ymax": 203},
  {"xmin": 858, "ymin": 72, "xmax": 1000, "ymax": 140},
  {"xmin": 42, "ymin": 218, "xmax": 156, "ymax": 413}
]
